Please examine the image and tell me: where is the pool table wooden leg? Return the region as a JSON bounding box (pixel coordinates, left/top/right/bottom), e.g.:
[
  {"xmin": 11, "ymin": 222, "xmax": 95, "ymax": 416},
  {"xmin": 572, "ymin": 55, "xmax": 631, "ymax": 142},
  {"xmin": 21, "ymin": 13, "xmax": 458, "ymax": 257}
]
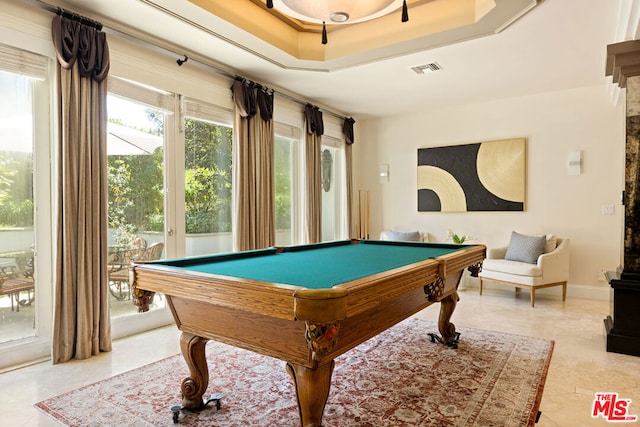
[
  {"xmin": 286, "ymin": 360, "xmax": 334, "ymax": 427},
  {"xmin": 179, "ymin": 332, "xmax": 211, "ymax": 410},
  {"xmin": 438, "ymin": 291, "xmax": 458, "ymax": 345}
]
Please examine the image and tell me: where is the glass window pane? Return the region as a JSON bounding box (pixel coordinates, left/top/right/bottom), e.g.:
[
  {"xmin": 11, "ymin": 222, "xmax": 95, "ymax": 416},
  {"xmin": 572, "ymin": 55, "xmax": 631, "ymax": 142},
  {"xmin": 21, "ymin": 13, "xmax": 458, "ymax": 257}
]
[
  {"xmin": 275, "ymin": 135, "xmax": 294, "ymax": 246},
  {"xmin": 107, "ymin": 95, "xmax": 166, "ymax": 316},
  {"xmin": 184, "ymin": 116, "xmax": 233, "ymax": 256},
  {"xmin": 321, "ymin": 143, "xmax": 345, "ymax": 242},
  {"xmin": 0, "ymin": 70, "xmax": 35, "ymax": 343}
]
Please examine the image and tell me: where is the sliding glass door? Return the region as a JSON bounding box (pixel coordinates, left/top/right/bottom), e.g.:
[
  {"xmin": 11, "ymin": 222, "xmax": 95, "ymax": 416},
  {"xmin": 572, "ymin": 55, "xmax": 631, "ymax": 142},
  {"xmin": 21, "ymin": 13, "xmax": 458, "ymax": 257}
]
[
  {"xmin": 106, "ymin": 79, "xmax": 175, "ymax": 337},
  {"xmin": 182, "ymin": 99, "xmax": 233, "ymax": 256},
  {"xmin": 106, "ymin": 94, "xmax": 167, "ymax": 321},
  {"xmin": 0, "ymin": 48, "xmax": 53, "ymax": 370},
  {"xmin": 0, "ymin": 71, "xmax": 36, "ymax": 343}
]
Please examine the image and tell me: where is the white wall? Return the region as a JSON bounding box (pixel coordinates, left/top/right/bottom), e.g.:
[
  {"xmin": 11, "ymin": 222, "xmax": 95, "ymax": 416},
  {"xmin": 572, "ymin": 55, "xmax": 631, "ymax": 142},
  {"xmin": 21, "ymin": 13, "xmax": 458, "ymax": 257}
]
[{"xmin": 353, "ymin": 85, "xmax": 625, "ymax": 292}]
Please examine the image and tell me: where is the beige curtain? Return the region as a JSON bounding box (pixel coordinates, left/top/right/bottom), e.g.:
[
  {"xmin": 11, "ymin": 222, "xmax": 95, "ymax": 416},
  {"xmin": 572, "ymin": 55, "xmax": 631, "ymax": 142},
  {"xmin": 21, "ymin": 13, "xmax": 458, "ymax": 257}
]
[
  {"xmin": 304, "ymin": 105, "xmax": 323, "ymax": 243},
  {"xmin": 232, "ymin": 79, "xmax": 275, "ymax": 251},
  {"xmin": 51, "ymin": 13, "xmax": 112, "ymax": 363},
  {"xmin": 256, "ymin": 87, "xmax": 275, "ymax": 247},
  {"xmin": 343, "ymin": 118, "xmax": 355, "ymax": 238}
]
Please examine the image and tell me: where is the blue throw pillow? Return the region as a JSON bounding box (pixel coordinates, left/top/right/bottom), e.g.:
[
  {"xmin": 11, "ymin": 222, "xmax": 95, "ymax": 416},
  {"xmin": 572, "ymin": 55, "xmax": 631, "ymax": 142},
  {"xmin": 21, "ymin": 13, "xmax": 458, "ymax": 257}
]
[{"xmin": 504, "ymin": 231, "xmax": 546, "ymax": 264}]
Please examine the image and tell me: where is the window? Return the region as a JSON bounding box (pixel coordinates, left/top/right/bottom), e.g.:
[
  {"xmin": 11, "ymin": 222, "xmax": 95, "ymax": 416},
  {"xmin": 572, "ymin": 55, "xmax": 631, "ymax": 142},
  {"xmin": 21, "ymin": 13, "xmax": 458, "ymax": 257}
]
[
  {"xmin": 274, "ymin": 123, "xmax": 302, "ymax": 246},
  {"xmin": 321, "ymin": 137, "xmax": 347, "ymax": 242},
  {"xmin": 0, "ymin": 44, "xmax": 53, "ymax": 369},
  {"xmin": 0, "ymin": 70, "xmax": 36, "ymax": 342},
  {"xmin": 106, "ymin": 77, "xmax": 175, "ymax": 335},
  {"xmin": 106, "ymin": 94, "xmax": 166, "ymax": 317},
  {"xmin": 183, "ymin": 98, "xmax": 234, "ymax": 256}
]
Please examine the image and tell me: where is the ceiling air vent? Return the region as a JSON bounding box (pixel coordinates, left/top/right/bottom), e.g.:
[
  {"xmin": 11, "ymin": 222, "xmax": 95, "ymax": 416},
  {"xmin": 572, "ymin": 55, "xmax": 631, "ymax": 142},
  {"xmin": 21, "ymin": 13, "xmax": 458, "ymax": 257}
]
[{"xmin": 411, "ymin": 62, "xmax": 443, "ymax": 74}]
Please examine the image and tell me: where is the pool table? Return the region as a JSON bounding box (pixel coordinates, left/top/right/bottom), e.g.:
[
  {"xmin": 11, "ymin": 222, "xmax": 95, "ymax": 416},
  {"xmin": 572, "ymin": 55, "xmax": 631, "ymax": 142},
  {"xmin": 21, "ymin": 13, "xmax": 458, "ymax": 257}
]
[{"xmin": 131, "ymin": 239, "xmax": 485, "ymax": 427}]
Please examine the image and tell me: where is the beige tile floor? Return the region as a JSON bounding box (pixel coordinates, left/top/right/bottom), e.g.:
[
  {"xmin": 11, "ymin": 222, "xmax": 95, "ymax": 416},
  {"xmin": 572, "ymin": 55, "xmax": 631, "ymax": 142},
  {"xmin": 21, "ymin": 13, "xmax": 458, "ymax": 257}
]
[{"xmin": 1, "ymin": 285, "xmax": 639, "ymax": 426}]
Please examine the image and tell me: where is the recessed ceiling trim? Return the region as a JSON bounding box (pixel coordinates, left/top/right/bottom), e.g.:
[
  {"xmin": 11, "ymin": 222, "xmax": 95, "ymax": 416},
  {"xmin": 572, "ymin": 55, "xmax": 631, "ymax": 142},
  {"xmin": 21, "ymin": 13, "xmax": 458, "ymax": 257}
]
[
  {"xmin": 493, "ymin": 0, "xmax": 538, "ymax": 32},
  {"xmin": 139, "ymin": 0, "xmax": 330, "ymax": 72},
  {"xmin": 148, "ymin": 0, "xmax": 539, "ymax": 72}
]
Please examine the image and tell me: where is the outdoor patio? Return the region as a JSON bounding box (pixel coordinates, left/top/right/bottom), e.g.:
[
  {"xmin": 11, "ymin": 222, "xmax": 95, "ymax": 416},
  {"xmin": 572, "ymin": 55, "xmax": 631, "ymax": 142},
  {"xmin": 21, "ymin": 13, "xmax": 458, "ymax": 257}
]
[{"xmin": 0, "ymin": 289, "xmax": 145, "ymax": 345}]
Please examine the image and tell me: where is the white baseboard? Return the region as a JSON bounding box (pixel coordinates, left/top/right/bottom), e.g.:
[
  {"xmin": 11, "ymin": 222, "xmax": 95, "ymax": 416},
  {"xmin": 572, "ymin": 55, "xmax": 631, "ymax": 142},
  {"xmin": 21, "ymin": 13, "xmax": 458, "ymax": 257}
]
[
  {"xmin": 462, "ymin": 276, "xmax": 610, "ymax": 301},
  {"xmin": 565, "ymin": 284, "xmax": 610, "ymax": 300}
]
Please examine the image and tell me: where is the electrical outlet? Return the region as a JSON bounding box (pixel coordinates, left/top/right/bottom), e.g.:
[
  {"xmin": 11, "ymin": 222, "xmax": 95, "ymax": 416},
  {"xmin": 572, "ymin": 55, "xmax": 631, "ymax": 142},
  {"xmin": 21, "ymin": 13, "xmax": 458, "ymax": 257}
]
[{"xmin": 601, "ymin": 204, "xmax": 615, "ymax": 215}]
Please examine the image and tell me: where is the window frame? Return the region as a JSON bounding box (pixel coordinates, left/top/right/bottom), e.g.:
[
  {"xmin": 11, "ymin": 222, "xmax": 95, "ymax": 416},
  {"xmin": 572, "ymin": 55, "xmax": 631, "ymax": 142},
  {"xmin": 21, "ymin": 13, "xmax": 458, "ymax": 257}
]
[
  {"xmin": 0, "ymin": 46, "xmax": 53, "ymax": 369},
  {"xmin": 274, "ymin": 122, "xmax": 303, "ymax": 245}
]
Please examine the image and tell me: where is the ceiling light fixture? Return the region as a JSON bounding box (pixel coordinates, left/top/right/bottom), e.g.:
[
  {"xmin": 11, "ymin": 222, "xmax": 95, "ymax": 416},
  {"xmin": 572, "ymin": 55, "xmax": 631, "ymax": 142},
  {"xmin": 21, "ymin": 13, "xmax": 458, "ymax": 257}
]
[
  {"xmin": 330, "ymin": 12, "xmax": 350, "ymax": 23},
  {"xmin": 266, "ymin": 0, "xmax": 409, "ymax": 45}
]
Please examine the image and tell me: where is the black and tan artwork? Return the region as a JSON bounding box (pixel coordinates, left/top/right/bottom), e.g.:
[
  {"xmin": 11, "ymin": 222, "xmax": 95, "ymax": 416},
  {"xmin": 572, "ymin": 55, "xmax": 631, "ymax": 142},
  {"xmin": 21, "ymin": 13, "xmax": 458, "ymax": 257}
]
[{"xmin": 417, "ymin": 138, "xmax": 526, "ymax": 212}]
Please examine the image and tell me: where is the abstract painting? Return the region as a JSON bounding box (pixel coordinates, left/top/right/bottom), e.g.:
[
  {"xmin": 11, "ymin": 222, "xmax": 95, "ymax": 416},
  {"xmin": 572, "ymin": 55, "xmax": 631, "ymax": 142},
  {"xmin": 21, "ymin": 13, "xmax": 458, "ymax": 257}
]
[{"xmin": 417, "ymin": 138, "xmax": 526, "ymax": 212}]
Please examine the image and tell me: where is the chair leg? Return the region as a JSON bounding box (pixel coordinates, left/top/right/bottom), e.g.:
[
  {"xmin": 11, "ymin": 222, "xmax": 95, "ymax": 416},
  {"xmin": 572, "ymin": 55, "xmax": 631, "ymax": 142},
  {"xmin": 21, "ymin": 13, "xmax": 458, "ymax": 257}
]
[
  {"xmin": 562, "ymin": 282, "xmax": 567, "ymax": 301},
  {"xmin": 12, "ymin": 292, "xmax": 19, "ymax": 312},
  {"xmin": 531, "ymin": 288, "xmax": 535, "ymax": 307},
  {"xmin": 479, "ymin": 278, "xmax": 483, "ymax": 295}
]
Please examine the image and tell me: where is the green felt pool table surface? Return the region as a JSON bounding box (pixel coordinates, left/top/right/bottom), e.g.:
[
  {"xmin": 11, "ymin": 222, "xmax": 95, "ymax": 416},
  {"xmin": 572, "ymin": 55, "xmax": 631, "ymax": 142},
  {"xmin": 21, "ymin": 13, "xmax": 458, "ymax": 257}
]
[{"xmin": 154, "ymin": 240, "xmax": 470, "ymax": 290}]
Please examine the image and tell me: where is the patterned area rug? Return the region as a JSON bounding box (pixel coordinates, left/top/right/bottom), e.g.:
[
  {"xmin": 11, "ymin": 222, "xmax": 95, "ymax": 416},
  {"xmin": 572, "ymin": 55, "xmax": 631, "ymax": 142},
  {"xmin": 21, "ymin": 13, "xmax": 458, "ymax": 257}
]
[{"xmin": 35, "ymin": 318, "xmax": 553, "ymax": 426}]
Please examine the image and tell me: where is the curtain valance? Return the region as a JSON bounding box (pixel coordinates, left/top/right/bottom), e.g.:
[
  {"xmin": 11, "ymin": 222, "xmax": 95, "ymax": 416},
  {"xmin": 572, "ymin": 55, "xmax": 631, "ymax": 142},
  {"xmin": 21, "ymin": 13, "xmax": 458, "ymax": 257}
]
[
  {"xmin": 256, "ymin": 85, "xmax": 274, "ymax": 121},
  {"xmin": 52, "ymin": 14, "xmax": 109, "ymax": 82},
  {"xmin": 343, "ymin": 117, "xmax": 355, "ymax": 145},
  {"xmin": 232, "ymin": 78, "xmax": 274, "ymax": 122},
  {"xmin": 305, "ymin": 104, "xmax": 324, "ymax": 137}
]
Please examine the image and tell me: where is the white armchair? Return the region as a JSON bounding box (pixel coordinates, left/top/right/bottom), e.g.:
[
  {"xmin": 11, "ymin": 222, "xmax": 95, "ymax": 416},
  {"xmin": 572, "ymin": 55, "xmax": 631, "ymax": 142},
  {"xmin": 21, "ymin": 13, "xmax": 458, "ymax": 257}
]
[{"xmin": 479, "ymin": 235, "xmax": 570, "ymax": 307}]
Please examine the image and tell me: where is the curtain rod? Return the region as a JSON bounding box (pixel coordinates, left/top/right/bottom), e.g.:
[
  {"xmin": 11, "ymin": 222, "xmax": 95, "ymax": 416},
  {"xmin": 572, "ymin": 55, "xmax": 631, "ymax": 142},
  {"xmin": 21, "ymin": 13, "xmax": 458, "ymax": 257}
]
[
  {"xmin": 55, "ymin": 7, "xmax": 102, "ymax": 31},
  {"xmin": 26, "ymin": 0, "xmax": 349, "ymax": 122}
]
